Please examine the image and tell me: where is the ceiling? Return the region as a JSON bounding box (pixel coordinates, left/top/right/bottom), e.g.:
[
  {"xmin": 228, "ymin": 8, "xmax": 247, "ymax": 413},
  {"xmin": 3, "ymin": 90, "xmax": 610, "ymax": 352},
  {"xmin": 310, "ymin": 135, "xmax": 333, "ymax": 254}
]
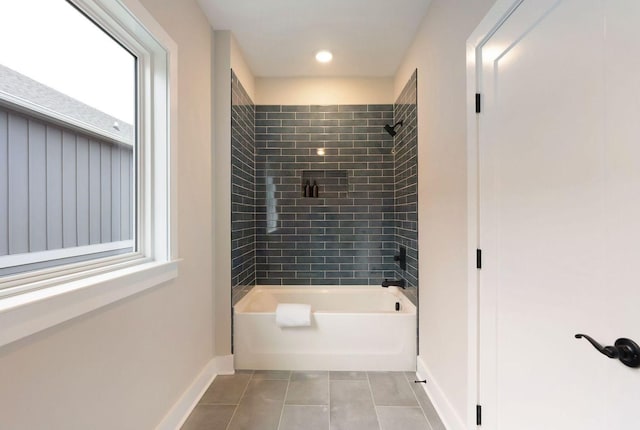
[{"xmin": 196, "ymin": 0, "xmax": 432, "ymax": 78}]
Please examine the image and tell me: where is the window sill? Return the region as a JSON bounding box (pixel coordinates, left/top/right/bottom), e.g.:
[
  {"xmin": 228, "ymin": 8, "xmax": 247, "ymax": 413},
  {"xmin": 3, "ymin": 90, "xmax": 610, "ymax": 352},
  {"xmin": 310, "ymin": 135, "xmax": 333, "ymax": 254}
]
[{"xmin": 0, "ymin": 260, "xmax": 179, "ymax": 348}]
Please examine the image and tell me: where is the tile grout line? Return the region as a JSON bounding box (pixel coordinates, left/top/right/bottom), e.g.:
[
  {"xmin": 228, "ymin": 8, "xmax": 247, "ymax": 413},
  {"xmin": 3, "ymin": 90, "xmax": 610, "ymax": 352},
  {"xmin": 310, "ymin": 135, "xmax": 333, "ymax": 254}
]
[
  {"xmin": 403, "ymin": 371, "xmax": 434, "ymax": 430},
  {"xmin": 365, "ymin": 372, "xmax": 383, "ymax": 430},
  {"xmin": 275, "ymin": 371, "xmax": 292, "ymax": 430},
  {"xmin": 224, "ymin": 371, "xmax": 254, "ymax": 430}
]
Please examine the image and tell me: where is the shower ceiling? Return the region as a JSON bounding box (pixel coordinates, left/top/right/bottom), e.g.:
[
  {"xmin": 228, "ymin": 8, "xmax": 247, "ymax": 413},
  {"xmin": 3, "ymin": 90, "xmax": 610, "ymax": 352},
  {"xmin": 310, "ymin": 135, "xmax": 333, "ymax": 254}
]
[{"xmin": 196, "ymin": 0, "xmax": 431, "ymax": 77}]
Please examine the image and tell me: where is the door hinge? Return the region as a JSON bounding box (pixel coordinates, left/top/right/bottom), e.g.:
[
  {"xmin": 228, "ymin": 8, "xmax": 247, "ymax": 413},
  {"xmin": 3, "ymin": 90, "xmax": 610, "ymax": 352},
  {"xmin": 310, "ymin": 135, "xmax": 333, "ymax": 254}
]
[
  {"xmin": 476, "ymin": 249, "xmax": 482, "ymax": 269},
  {"xmin": 476, "ymin": 404, "xmax": 482, "ymax": 426},
  {"xmin": 475, "ymin": 93, "xmax": 481, "ymax": 113}
]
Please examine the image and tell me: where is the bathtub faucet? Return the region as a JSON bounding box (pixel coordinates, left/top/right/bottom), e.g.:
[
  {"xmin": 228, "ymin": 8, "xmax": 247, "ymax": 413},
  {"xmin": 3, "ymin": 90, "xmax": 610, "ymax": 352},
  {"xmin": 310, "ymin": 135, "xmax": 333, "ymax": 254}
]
[{"xmin": 381, "ymin": 278, "xmax": 406, "ymax": 289}]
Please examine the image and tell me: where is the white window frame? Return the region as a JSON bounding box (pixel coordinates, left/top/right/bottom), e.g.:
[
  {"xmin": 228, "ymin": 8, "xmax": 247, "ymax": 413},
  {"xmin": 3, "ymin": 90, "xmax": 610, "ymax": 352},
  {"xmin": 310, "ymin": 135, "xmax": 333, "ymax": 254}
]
[{"xmin": 0, "ymin": 0, "xmax": 179, "ymax": 348}]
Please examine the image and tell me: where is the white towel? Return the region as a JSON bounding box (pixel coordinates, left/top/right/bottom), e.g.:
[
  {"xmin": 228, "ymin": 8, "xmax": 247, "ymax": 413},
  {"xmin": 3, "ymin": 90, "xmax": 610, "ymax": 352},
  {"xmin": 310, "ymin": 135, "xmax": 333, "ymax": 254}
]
[{"xmin": 275, "ymin": 303, "xmax": 311, "ymax": 327}]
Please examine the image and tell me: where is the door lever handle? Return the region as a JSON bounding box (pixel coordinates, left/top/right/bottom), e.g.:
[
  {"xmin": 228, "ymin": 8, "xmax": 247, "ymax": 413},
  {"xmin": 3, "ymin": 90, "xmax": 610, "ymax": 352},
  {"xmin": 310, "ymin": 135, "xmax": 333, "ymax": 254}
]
[{"xmin": 575, "ymin": 334, "xmax": 640, "ymax": 368}]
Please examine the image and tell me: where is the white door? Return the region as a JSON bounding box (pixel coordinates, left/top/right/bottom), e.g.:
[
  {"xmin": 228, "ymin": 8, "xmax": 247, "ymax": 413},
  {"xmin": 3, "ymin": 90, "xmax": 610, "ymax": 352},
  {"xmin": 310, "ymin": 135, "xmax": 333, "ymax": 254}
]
[{"xmin": 476, "ymin": 1, "xmax": 640, "ymax": 428}]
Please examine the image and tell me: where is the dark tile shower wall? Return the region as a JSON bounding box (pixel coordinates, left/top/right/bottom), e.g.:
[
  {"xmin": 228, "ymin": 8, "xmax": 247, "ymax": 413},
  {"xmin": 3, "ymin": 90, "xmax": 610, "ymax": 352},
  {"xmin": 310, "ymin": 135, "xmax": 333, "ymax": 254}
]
[
  {"xmin": 255, "ymin": 104, "xmax": 397, "ymax": 285},
  {"xmin": 394, "ymin": 70, "xmax": 419, "ymax": 305},
  {"xmin": 231, "ymin": 71, "xmax": 256, "ymax": 304}
]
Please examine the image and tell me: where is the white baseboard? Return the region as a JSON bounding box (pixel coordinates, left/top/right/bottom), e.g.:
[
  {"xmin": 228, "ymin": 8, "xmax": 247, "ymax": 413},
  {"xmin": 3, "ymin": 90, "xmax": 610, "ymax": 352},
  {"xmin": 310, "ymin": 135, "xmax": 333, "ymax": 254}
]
[
  {"xmin": 156, "ymin": 355, "xmax": 235, "ymax": 430},
  {"xmin": 416, "ymin": 356, "xmax": 466, "ymax": 430}
]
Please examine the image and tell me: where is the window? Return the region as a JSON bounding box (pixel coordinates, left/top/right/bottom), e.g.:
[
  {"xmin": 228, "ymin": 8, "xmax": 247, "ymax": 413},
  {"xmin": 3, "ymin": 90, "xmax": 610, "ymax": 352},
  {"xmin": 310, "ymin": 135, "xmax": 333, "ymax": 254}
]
[
  {"xmin": 0, "ymin": 0, "xmax": 177, "ymax": 346},
  {"xmin": 0, "ymin": 0, "xmax": 137, "ymax": 277}
]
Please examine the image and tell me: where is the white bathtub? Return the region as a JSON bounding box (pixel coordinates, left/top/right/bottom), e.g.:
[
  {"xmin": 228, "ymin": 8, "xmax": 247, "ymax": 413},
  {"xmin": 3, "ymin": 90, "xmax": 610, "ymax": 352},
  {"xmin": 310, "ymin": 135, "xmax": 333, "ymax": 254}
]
[{"xmin": 233, "ymin": 285, "xmax": 416, "ymax": 371}]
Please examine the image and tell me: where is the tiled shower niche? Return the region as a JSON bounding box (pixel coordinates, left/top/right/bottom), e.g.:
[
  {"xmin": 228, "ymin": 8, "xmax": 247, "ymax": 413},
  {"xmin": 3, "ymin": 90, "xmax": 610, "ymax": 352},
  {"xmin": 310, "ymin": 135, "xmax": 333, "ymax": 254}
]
[
  {"xmin": 255, "ymin": 104, "xmax": 397, "ymax": 286},
  {"xmin": 301, "ymin": 170, "xmax": 349, "ymax": 199}
]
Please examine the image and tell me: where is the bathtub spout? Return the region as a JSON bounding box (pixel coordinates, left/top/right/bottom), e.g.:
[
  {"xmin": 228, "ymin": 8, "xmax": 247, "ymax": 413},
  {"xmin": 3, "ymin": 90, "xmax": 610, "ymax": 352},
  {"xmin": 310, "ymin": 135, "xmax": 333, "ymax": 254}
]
[{"xmin": 382, "ymin": 278, "xmax": 406, "ymax": 289}]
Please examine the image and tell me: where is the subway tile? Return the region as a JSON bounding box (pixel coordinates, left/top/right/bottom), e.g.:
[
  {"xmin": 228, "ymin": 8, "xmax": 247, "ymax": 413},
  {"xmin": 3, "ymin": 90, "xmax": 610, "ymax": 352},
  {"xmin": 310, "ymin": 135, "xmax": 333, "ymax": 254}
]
[
  {"xmin": 310, "ymin": 105, "xmax": 339, "ymax": 113},
  {"xmin": 256, "ymin": 105, "xmax": 281, "ymax": 112},
  {"xmin": 339, "ymin": 119, "xmax": 368, "ymax": 126},
  {"xmin": 255, "ymin": 119, "xmax": 281, "ymax": 127},
  {"xmin": 282, "ymin": 119, "xmax": 311, "ymax": 126},
  {"xmin": 338, "ymin": 104, "xmax": 368, "ymax": 112},
  {"xmin": 296, "ymin": 126, "xmax": 325, "ymax": 134},
  {"xmin": 311, "ymin": 278, "xmax": 342, "ymax": 285},
  {"xmin": 266, "ymin": 112, "xmax": 296, "ymax": 120},
  {"xmin": 340, "ymin": 278, "xmax": 370, "ymax": 285},
  {"xmin": 295, "ymin": 112, "xmax": 325, "ymax": 120},
  {"xmin": 310, "ymin": 119, "xmax": 339, "ymax": 127},
  {"xmin": 325, "ymin": 112, "xmax": 354, "ymax": 120},
  {"xmin": 368, "ymin": 104, "xmax": 394, "ymax": 112},
  {"xmin": 354, "ymin": 111, "xmax": 382, "ymax": 119},
  {"xmin": 283, "ymin": 105, "xmax": 310, "ymax": 112}
]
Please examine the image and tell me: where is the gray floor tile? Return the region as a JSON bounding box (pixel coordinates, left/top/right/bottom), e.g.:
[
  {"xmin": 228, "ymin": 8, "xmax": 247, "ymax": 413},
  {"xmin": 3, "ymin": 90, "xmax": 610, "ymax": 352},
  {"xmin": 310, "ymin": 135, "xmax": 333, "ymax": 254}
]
[
  {"xmin": 252, "ymin": 370, "xmax": 291, "ymax": 380},
  {"xmin": 406, "ymin": 375, "xmax": 445, "ymax": 430},
  {"xmin": 330, "ymin": 380, "xmax": 380, "ymax": 430},
  {"xmin": 330, "ymin": 371, "xmax": 368, "ymax": 380},
  {"xmin": 368, "ymin": 372, "xmax": 418, "ymax": 407},
  {"xmin": 279, "ymin": 405, "xmax": 330, "ymax": 430},
  {"xmin": 227, "ymin": 379, "xmax": 288, "ymax": 430},
  {"xmin": 286, "ymin": 371, "xmax": 329, "ymax": 405},
  {"xmin": 181, "ymin": 404, "xmax": 236, "ymax": 430},
  {"xmin": 377, "ymin": 406, "xmax": 431, "ymax": 430},
  {"xmin": 199, "ymin": 373, "xmax": 252, "ymax": 405}
]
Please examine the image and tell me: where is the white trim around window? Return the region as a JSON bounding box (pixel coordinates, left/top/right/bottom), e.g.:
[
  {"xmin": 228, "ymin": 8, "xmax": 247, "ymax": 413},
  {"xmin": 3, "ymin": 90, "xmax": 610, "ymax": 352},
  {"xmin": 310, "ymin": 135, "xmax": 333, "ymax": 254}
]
[
  {"xmin": 0, "ymin": 0, "xmax": 179, "ymax": 348},
  {"xmin": 0, "ymin": 240, "xmax": 135, "ymax": 269}
]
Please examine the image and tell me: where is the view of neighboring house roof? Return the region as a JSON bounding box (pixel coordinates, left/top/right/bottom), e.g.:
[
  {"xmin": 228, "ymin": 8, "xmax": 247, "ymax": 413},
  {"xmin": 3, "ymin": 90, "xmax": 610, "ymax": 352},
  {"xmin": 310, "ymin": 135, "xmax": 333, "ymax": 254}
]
[{"xmin": 0, "ymin": 64, "xmax": 134, "ymax": 145}]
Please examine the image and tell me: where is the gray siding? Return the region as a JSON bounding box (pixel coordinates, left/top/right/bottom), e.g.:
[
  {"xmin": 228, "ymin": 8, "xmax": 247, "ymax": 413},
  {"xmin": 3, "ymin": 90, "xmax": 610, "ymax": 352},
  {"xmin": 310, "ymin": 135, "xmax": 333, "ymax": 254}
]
[{"xmin": 0, "ymin": 104, "xmax": 134, "ymax": 260}]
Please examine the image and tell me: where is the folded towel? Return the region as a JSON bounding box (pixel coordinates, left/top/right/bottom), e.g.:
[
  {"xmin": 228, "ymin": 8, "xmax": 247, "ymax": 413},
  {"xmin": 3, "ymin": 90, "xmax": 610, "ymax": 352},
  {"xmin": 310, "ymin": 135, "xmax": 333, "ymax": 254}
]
[{"xmin": 275, "ymin": 303, "xmax": 311, "ymax": 327}]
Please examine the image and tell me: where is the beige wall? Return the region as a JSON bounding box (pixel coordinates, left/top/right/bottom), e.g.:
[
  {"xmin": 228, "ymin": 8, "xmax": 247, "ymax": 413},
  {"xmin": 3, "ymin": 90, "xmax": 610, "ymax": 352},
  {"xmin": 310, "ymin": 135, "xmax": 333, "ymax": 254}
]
[
  {"xmin": 255, "ymin": 77, "xmax": 394, "ymax": 105},
  {"xmin": 212, "ymin": 30, "xmax": 232, "ymax": 356},
  {"xmin": 230, "ymin": 34, "xmax": 256, "ymax": 101},
  {"xmin": 0, "ymin": 0, "xmax": 215, "ymax": 428},
  {"xmin": 394, "ymin": 0, "xmax": 494, "ymax": 425}
]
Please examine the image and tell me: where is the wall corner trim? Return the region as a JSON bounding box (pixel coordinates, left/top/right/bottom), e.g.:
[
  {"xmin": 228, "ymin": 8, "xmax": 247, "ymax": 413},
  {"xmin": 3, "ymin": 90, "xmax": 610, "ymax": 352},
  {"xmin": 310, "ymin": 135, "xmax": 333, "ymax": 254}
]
[
  {"xmin": 155, "ymin": 358, "xmax": 218, "ymax": 430},
  {"xmin": 416, "ymin": 356, "xmax": 466, "ymax": 430}
]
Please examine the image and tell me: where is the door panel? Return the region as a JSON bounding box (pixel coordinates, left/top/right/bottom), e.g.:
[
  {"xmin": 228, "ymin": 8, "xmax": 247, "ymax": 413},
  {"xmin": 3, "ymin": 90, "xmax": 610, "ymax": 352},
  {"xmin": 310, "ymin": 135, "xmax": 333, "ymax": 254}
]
[{"xmin": 478, "ymin": 1, "xmax": 640, "ymax": 428}]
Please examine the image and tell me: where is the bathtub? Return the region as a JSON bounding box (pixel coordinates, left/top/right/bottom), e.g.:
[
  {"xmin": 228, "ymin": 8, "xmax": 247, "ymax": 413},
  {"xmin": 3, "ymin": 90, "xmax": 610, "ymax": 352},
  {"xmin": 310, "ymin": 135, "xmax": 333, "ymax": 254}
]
[{"xmin": 233, "ymin": 285, "xmax": 416, "ymax": 371}]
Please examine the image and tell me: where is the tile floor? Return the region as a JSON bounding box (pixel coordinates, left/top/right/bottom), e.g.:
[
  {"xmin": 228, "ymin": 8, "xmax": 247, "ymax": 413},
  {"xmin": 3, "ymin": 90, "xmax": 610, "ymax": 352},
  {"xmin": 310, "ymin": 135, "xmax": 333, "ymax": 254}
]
[{"xmin": 181, "ymin": 370, "xmax": 445, "ymax": 430}]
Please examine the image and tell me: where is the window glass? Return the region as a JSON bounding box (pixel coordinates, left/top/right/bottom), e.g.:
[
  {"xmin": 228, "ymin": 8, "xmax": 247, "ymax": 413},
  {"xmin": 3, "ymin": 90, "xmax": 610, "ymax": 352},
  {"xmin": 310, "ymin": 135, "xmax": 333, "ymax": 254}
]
[{"xmin": 0, "ymin": 0, "xmax": 137, "ymax": 276}]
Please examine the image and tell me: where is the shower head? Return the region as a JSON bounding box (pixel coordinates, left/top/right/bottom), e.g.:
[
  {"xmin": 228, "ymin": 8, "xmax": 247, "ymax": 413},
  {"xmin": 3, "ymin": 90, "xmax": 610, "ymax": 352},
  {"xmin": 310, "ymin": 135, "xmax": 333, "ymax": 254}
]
[{"xmin": 384, "ymin": 120, "xmax": 404, "ymax": 137}]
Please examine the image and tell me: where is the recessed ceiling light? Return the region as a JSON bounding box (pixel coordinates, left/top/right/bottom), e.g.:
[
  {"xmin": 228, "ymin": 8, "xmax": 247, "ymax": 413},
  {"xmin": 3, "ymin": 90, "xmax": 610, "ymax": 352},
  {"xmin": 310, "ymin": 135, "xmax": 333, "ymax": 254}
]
[
  {"xmin": 317, "ymin": 148, "xmax": 326, "ymax": 155},
  {"xmin": 315, "ymin": 50, "xmax": 333, "ymax": 63}
]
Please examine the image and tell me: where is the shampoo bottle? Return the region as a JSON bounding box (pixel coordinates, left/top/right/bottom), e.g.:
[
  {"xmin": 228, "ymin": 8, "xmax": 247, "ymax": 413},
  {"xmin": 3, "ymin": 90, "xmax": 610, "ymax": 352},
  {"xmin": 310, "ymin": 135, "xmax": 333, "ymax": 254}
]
[{"xmin": 304, "ymin": 180, "xmax": 311, "ymax": 197}]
